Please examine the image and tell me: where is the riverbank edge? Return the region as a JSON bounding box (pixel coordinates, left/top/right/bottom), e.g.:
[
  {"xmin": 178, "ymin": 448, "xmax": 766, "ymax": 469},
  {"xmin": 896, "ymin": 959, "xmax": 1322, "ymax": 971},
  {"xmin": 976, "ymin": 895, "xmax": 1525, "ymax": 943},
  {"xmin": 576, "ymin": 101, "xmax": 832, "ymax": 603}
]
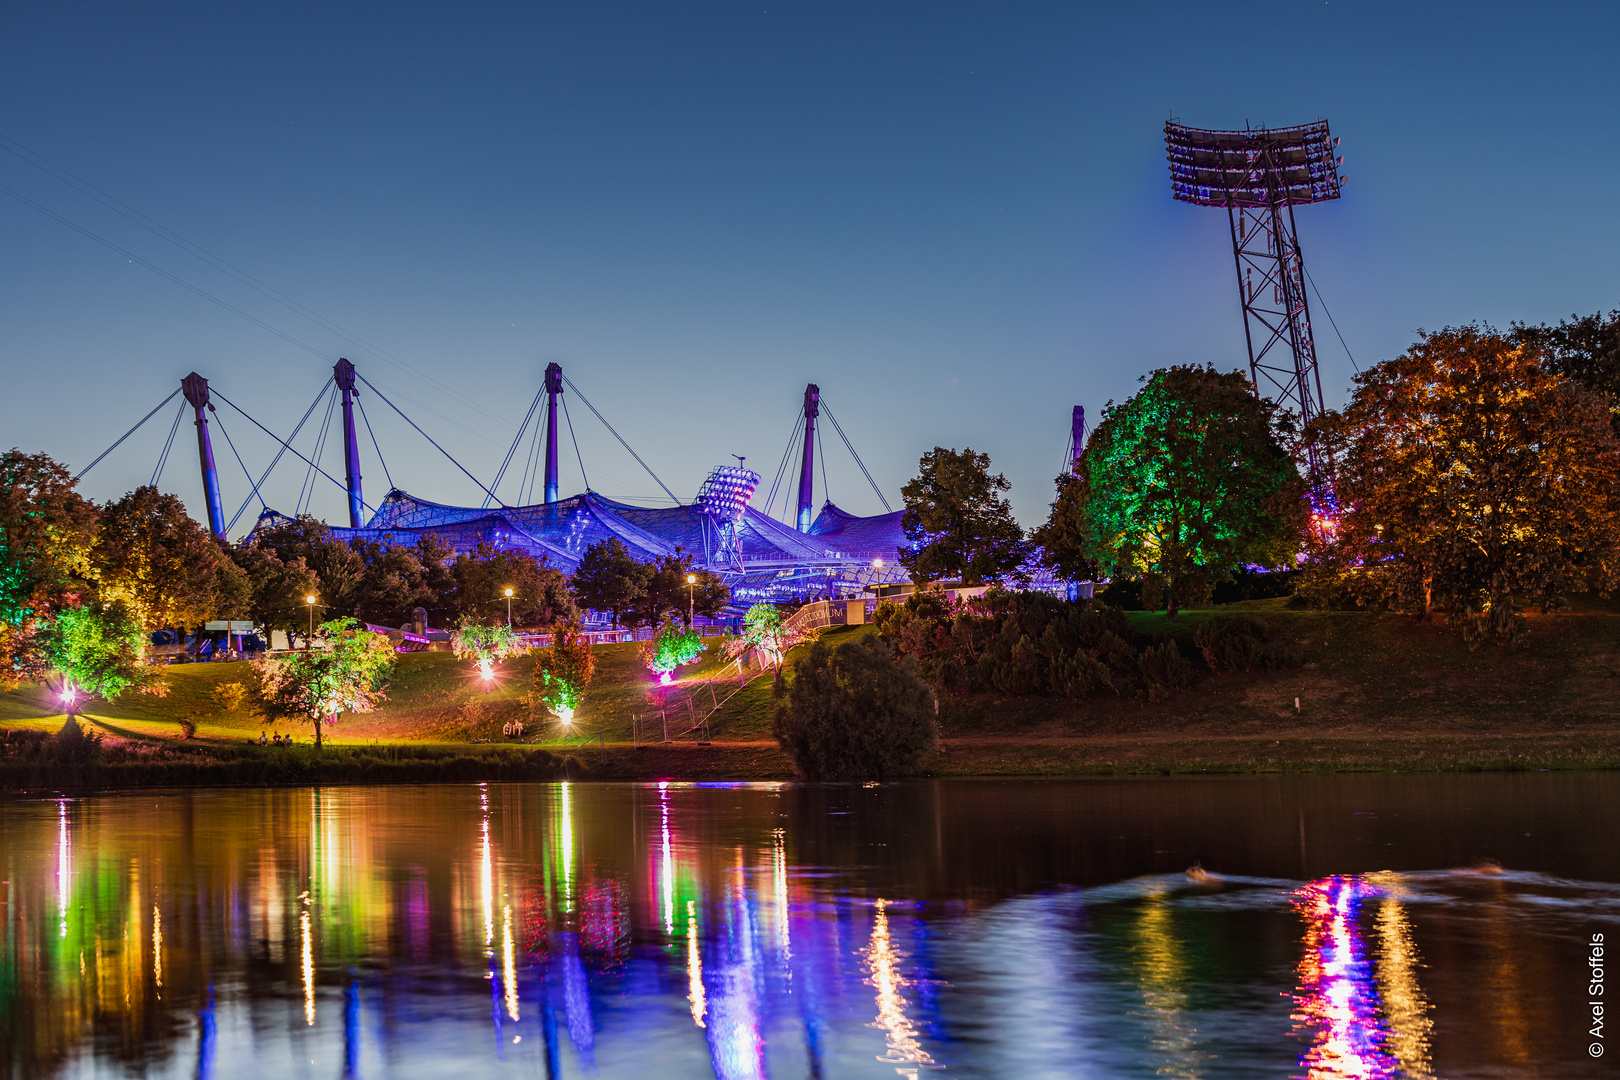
[{"xmin": 5, "ymin": 729, "xmax": 1618, "ymax": 794}]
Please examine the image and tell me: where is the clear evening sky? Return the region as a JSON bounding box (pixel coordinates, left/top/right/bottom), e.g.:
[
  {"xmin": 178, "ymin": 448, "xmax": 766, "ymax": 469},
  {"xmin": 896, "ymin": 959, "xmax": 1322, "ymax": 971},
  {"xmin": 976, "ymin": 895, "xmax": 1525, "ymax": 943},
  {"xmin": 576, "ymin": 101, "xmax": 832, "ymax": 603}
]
[{"xmin": 3, "ymin": 2, "xmax": 1616, "ymax": 533}]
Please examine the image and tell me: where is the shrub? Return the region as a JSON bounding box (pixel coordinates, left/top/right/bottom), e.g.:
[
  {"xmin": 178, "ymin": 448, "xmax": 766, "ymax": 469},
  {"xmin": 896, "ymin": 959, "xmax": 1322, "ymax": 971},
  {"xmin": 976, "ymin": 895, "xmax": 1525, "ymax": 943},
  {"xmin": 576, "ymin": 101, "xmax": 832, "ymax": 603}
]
[
  {"xmin": 1193, "ymin": 614, "xmax": 1303, "ymax": 672},
  {"xmin": 212, "ymin": 681, "xmax": 248, "ymax": 713},
  {"xmin": 772, "ymin": 634, "xmax": 938, "ymax": 780},
  {"xmin": 1138, "ymin": 641, "xmax": 1192, "ymax": 698},
  {"xmin": 178, "ymin": 718, "xmax": 197, "ymax": 739}
]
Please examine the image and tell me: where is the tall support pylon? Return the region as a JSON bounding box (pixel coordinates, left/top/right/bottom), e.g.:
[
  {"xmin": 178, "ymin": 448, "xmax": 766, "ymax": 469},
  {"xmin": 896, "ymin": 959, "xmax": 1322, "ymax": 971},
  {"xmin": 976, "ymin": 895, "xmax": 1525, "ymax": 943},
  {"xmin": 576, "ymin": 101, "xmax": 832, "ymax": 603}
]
[
  {"xmin": 333, "ymin": 358, "xmax": 365, "ymax": 528},
  {"xmin": 543, "ymin": 362, "xmax": 563, "ymax": 503},
  {"xmin": 796, "ymin": 383, "xmax": 820, "ymax": 532},
  {"xmin": 1166, "ymin": 120, "xmax": 1345, "ymax": 489},
  {"xmin": 180, "ymin": 372, "xmax": 227, "ymax": 538}
]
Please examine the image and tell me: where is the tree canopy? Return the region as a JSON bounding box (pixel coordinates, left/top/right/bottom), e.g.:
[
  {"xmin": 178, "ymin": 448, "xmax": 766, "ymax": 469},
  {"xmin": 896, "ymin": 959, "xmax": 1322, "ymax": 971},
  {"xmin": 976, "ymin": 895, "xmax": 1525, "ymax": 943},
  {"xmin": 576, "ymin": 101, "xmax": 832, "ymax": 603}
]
[
  {"xmin": 629, "ymin": 550, "xmax": 728, "ymax": 628},
  {"xmin": 1036, "ymin": 365, "xmax": 1305, "ymax": 615},
  {"xmin": 93, "ymin": 486, "xmax": 246, "ymax": 631},
  {"xmin": 532, "ymin": 620, "xmax": 595, "ymax": 724},
  {"xmin": 1514, "ymin": 309, "xmax": 1620, "ymax": 434},
  {"xmin": 771, "ymin": 634, "xmax": 937, "ymax": 780},
  {"xmin": 898, "ymin": 447, "xmax": 1027, "ymax": 585},
  {"xmin": 1304, "ymin": 326, "xmax": 1620, "ymax": 639},
  {"xmin": 250, "ymin": 618, "xmax": 396, "ymax": 746},
  {"xmin": 41, "ymin": 601, "xmax": 150, "ymax": 710},
  {"xmin": 570, "ymin": 538, "xmax": 651, "ymax": 629},
  {"xmin": 450, "ymin": 542, "xmax": 575, "ymax": 628},
  {"xmin": 0, "ymin": 450, "xmax": 98, "ymax": 628}
]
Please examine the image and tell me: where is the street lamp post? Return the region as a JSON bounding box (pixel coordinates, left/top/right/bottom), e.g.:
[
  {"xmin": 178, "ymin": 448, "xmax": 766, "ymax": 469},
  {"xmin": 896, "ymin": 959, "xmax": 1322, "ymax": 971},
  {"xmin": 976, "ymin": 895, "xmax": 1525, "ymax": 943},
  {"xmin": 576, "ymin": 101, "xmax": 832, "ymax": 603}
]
[
  {"xmin": 305, "ymin": 594, "xmax": 316, "ymax": 650},
  {"xmin": 686, "ymin": 574, "xmax": 697, "ymax": 627},
  {"xmin": 504, "ymin": 587, "xmax": 514, "ymax": 627},
  {"xmin": 871, "ymin": 558, "xmax": 883, "ymax": 593}
]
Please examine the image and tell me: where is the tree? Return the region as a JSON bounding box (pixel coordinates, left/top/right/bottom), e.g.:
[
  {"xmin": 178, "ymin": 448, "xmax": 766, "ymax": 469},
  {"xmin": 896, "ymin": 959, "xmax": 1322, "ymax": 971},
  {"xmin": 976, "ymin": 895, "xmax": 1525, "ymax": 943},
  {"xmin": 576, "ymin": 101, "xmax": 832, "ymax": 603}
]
[
  {"xmin": 245, "ymin": 516, "xmax": 366, "ymax": 618},
  {"xmin": 631, "ymin": 550, "xmax": 729, "ymax": 628},
  {"xmin": 771, "ymin": 634, "xmax": 937, "ymax": 780},
  {"xmin": 450, "ymin": 542, "xmax": 575, "ymax": 628},
  {"xmin": 348, "ymin": 537, "xmax": 439, "ymax": 626},
  {"xmin": 898, "ymin": 447, "xmax": 1027, "ymax": 585},
  {"xmin": 642, "ymin": 618, "xmax": 702, "ymax": 684},
  {"xmin": 570, "ymin": 538, "xmax": 651, "ymax": 629},
  {"xmin": 92, "ymin": 486, "xmax": 243, "ymax": 631},
  {"xmin": 1038, "ymin": 366, "xmax": 1305, "ymax": 616},
  {"xmin": 250, "ymin": 618, "xmax": 396, "ymax": 747},
  {"xmin": 741, "ymin": 602, "xmax": 786, "ymax": 665},
  {"xmin": 532, "ymin": 620, "xmax": 596, "ymax": 723},
  {"xmin": 451, "ymin": 615, "xmax": 522, "ymax": 689},
  {"xmin": 230, "ymin": 542, "xmax": 318, "ymax": 645},
  {"xmin": 41, "ymin": 601, "xmax": 150, "ymax": 716},
  {"xmin": 1308, "ymin": 326, "xmax": 1620, "ymax": 639},
  {"xmin": 0, "ymin": 451, "xmax": 99, "ymax": 672},
  {"xmin": 1514, "ymin": 309, "xmax": 1620, "ymax": 434}
]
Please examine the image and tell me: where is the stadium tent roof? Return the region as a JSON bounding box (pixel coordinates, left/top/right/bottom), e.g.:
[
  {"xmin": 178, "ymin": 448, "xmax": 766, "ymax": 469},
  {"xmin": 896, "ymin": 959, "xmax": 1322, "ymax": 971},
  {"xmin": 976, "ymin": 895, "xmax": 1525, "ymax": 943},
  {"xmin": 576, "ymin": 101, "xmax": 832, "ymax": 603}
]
[{"xmin": 267, "ymin": 489, "xmax": 907, "ymax": 576}]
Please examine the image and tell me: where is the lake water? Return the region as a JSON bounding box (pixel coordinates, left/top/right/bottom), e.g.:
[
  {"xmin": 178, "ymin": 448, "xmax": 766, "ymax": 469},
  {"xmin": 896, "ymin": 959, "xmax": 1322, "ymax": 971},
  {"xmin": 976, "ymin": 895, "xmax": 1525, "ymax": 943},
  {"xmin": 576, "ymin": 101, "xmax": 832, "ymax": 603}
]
[{"xmin": 3, "ymin": 776, "xmax": 1616, "ymax": 1079}]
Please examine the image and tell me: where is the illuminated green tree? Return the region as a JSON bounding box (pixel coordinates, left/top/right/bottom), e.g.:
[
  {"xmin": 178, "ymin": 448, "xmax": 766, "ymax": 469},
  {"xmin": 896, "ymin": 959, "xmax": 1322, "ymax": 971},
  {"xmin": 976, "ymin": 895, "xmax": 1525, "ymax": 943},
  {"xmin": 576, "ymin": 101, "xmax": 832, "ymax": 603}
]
[
  {"xmin": 643, "ymin": 618, "xmax": 702, "ymax": 683},
  {"xmin": 532, "ymin": 620, "xmax": 596, "ymax": 723},
  {"xmin": 1037, "ymin": 365, "xmax": 1305, "ymax": 615},
  {"xmin": 250, "ymin": 618, "xmax": 396, "ymax": 747},
  {"xmin": 898, "ymin": 447, "xmax": 1028, "ymax": 585},
  {"xmin": 41, "ymin": 601, "xmax": 150, "ymax": 716},
  {"xmin": 451, "ymin": 616, "xmax": 522, "ymax": 690},
  {"xmin": 1307, "ymin": 326, "xmax": 1620, "ymax": 638},
  {"xmin": 0, "ymin": 451, "xmax": 99, "ymax": 682},
  {"xmin": 741, "ymin": 602, "xmax": 786, "ymax": 664}
]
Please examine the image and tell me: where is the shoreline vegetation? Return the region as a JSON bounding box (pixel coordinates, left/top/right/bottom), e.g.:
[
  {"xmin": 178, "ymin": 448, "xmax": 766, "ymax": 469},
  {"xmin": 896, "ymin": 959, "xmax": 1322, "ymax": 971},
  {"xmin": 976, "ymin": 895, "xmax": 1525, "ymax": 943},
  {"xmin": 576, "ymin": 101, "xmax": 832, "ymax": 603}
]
[{"xmin": 4, "ymin": 597, "xmax": 1618, "ymax": 793}]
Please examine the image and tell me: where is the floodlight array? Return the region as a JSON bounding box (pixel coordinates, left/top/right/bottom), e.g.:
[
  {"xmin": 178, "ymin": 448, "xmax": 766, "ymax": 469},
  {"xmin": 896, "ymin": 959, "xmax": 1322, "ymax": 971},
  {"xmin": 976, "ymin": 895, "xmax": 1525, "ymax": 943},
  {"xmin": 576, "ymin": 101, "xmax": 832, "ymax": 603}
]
[
  {"xmin": 1165, "ymin": 121, "xmax": 1343, "ymax": 208},
  {"xmin": 695, "ymin": 465, "xmax": 761, "ymax": 521}
]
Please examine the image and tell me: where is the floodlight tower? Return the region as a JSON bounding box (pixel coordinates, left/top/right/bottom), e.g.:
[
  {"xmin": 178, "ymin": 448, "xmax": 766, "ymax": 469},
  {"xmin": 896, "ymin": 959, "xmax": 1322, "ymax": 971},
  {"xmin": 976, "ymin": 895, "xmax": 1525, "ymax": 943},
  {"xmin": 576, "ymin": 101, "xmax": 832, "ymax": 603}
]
[{"xmin": 1165, "ymin": 120, "xmax": 1345, "ymax": 485}]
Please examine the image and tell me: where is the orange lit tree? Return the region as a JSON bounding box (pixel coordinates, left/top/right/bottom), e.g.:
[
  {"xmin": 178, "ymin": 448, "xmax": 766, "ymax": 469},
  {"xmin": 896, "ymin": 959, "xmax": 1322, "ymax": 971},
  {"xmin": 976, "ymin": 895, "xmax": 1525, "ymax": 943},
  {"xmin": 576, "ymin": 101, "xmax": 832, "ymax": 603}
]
[{"xmin": 1303, "ymin": 326, "xmax": 1620, "ymax": 639}]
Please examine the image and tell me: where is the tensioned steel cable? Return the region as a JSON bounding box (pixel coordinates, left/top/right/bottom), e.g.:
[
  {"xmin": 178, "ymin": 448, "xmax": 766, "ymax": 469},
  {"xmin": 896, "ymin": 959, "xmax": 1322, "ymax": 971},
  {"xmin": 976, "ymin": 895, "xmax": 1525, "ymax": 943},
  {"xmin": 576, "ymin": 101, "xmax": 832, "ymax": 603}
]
[
  {"xmin": 1303, "ymin": 265, "xmax": 1360, "ymax": 376},
  {"xmin": 297, "ymin": 388, "xmax": 339, "ymax": 516},
  {"xmin": 820, "ymin": 401, "xmax": 892, "ymax": 512},
  {"xmin": 559, "ymin": 375, "xmax": 678, "ymax": 504},
  {"xmin": 486, "ymin": 385, "xmax": 546, "ymax": 509},
  {"xmin": 150, "ymin": 401, "xmax": 186, "ymax": 488},
  {"xmin": 210, "ymin": 409, "xmax": 269, "ymax": 526},
  {"xmin": 355, "ymin": 397, "xmax": 394, "ymax": 493},
  {"xmin": 561, "ymin": 395, "xmax": 589, "ymax": 493},
  {"xmin": 75, "ymin": 389, "xmax": 180, "ymax": 481},
  {"xmin": 0, "ymin": 131, "xmax": 517, "ymax": 433},
  {"xmin": 226, "ymin": 383, "xmax": 330, "ymax": 534},
  {"xmin": 519, "ymin": 404, "xmax": 546, "ymax": 506},
  {"xmin": 354, "ymin": 374, "xmax": 504, "ymax": 507},
  {"xmin": 211, "ymin": 389, "xmax": 377, "ymax": 515},
  {"xmin": 763, "ymin": 404, "xmax": 803, "ymax": 523}
]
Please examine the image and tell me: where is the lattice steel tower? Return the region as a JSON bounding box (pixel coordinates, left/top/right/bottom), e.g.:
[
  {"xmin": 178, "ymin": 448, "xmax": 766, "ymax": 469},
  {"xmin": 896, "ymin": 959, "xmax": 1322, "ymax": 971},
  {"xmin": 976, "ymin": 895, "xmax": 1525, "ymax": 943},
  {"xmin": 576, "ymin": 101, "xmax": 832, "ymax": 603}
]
[{"xmin": 1165, "ymin": 120, "xmax": 1344, "ymax": 480}]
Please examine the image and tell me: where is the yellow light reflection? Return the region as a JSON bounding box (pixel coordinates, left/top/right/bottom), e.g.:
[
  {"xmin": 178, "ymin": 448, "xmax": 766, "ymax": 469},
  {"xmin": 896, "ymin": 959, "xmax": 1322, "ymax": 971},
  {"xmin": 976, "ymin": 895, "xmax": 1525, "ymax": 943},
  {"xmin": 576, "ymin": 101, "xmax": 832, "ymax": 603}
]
[
  {"xmin": 1375, "ymin": 892, "xmax": 1434, "ymax": 1079},
  {"xmin": 772, "ymin": 828, "xmax": 790, "ymax": 960},
  {"xmin": 57, "ymin": 801, "xmax": 69, "ymax": 938},
  {"xmin": 687, "ymin": 900, "xmax": 706, "ymax": 1028},
  {"xmin": 481, "ymin": 789, "xmax": 494, "ymax": 948},
  {"xmin": 502, "ymin": 904, "xmax": 520, "ymax": 1022},
  {"xmin": 866, "ymin": 899, "xmax": 938, "ymax": 1074},
  {"xmin": 152, "ymin": 906, "xmax": 162, "ymax": 994},
  {"xmin": 560, "ymin": 781, "xmax": 574, "ymax": 913},
  {"xmin": 301, "ymin": 907, "xmax": 315, "ymax": 1025},
  {"xmin": 1132, "ymin": 889, "xmax": 1196, "ymax": 1075}
]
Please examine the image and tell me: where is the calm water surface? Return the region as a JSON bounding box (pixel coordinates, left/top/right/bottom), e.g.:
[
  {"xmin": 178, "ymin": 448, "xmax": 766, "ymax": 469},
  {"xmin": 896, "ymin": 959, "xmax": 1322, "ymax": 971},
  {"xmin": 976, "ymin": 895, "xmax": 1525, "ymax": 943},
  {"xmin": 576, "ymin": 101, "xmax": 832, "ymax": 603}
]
[{"xmin": 2, "ymin": 776, "xmax": 1616, "ymax": 1079}]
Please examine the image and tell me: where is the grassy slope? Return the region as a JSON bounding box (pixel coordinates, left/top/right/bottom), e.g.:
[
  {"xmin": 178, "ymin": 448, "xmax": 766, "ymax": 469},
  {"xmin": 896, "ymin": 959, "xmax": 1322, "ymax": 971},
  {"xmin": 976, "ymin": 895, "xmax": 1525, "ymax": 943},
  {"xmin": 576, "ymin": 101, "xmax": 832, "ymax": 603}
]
[{"xmin": 3, "ymin": 602, "xmax": 1618, "ymax": 779}]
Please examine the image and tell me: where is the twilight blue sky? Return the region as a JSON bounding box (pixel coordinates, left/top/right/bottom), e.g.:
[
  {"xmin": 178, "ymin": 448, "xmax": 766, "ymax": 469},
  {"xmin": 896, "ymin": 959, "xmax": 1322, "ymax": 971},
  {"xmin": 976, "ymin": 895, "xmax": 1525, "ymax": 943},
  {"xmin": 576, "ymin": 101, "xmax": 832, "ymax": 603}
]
[{"xmin": 3, "ymin": 1, "xmax": 1617, "ymax": 532}]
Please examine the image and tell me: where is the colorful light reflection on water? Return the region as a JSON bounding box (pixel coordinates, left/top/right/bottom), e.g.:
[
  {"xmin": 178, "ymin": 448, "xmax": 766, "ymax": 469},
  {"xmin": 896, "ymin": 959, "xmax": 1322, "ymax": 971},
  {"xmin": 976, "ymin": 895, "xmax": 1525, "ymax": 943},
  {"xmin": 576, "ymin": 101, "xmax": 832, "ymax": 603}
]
[{"xmin": 2, "ymin": 779, "xmax": 1614, "ymax": 1078}]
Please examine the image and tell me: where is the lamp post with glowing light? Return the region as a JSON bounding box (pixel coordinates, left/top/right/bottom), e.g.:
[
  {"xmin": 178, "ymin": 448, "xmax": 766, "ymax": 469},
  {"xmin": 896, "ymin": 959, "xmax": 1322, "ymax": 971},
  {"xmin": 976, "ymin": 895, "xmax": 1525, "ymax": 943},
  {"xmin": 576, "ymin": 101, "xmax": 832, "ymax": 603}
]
[
  {"xmin": 504, "ymin": 587, "xmax": 514, "ymax": 627},
  {"xmin": 305, "ymin": 594, "xmax": 317, "ymax": 650},
  {"xmin": 686, "ymin": 574, "xmax": 697, "ymax": 627},
  {"xmin": 871, "ymin": 558, "xmax": 883, "ymax": 593}
]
